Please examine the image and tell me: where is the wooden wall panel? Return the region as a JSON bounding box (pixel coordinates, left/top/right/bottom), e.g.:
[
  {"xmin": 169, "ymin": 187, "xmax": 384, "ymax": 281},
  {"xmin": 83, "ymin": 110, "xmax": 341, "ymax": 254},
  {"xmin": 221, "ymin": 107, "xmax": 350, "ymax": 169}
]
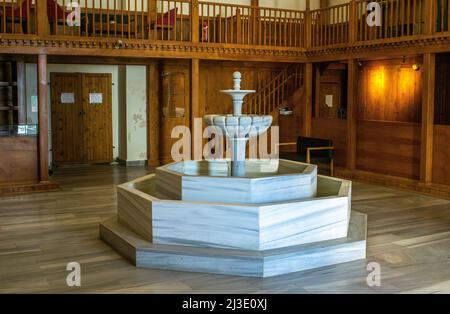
[
  {"xmin": 200, "ymin": 61, "xmax": 285, "ymax": 115},
  {"xmin": 358, "ymin": 58, "xmax": 422, "ymax": 123},
  {"xmin": 312, "ymin": 118, "xmax": 348, "ymax": 167},
  {"xmin": 160, "ymin": 60, "xmax": 190, "ymax": 165},
  {"xmin": 435, "ymin": 53, "xmax": 450, "ymax": 125},
  {"xmin": 0, "ymin": 137, "xmax": 38, "ymax": 185},
  {"xmin": 432, "ymin": 125, "xmax": 450, "ymax": 186},
  {"xmin": 356, "ymin": 120, "xmax": 421, "ymax": 179}
]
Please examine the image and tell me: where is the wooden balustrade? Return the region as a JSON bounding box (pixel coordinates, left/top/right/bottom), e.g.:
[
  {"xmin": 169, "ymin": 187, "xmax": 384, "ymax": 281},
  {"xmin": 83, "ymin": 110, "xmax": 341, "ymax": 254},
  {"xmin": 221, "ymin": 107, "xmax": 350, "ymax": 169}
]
[
  {"xmin": 436, "ymin": 0, "xmax": 449, "ymax": 33},
  {"xmin": 0, "ymin": 0, "xmax": 36, "ymax": 35},
  {"xmin": 48, "ymin": 0, "xmax": 191, "ymax": 41},
  {"xmin": 244, "ymin": 64, "xmax": 304, "ymax": 115},
  {"xmin": 0, "ymin": 0, "xmax": 442, "ymax": 50},
  {"xmin": 198, "ymin": 2, "xmax": 304, "ymax": 47},
  {"xmin": 356, "ymin": 0, "xmax": 425, "ymax": 42},
  {"xmin": 311, "ymin": 3, "xmax": 350, "ymax": 47}
]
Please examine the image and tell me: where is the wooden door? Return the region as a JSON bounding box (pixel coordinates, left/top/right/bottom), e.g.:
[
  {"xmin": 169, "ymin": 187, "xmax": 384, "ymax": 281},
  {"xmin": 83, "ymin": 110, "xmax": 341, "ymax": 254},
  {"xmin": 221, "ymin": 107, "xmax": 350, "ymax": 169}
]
[
  {"xmin": 81, "ymin": 73, "xmax": 113, "ymax": 164},
  {"xmin": 51, "ymin": 73, "xmax": 112, "ymax": 165},
  {"xmin": 319, "ymin": 83, "xmax": 341, "ymax": 119},
  {"xmin": 51, "ymin": 73, "xmax": 84, "ymax": 165}
]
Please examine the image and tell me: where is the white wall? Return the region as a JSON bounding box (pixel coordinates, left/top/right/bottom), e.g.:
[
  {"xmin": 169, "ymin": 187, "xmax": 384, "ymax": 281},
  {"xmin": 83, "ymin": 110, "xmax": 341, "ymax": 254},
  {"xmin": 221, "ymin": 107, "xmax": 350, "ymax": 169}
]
[{"xmin": 118, "ymin": 65, "xmax": 148, "ymax": 164}]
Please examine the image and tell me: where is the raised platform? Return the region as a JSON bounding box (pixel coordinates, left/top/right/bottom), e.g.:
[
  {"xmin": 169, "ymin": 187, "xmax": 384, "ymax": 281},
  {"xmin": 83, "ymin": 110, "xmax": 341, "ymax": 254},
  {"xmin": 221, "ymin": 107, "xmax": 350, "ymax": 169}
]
[
  {"xmin": 100, "ymin": 211, "xmax": 367, "ymax": 278},
  {"xmin": 101, "ymin": 159, "xmax": 367, "ymax": 278}
]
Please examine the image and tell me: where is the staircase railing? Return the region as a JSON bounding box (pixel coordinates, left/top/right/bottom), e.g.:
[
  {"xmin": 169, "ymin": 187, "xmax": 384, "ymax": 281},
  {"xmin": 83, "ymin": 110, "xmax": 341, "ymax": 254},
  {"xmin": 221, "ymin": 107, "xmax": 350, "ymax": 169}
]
[{"xmin": 243, "ymin": 63, "xmax": 304, "ymax": 115}]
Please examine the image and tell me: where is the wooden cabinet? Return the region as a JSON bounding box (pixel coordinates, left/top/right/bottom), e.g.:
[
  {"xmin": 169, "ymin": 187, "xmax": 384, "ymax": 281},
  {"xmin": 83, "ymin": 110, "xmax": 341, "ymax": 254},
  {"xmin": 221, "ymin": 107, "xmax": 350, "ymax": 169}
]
[{"xmin": 51, "ymin": 73, "xmax": 113, "ymax": 165}]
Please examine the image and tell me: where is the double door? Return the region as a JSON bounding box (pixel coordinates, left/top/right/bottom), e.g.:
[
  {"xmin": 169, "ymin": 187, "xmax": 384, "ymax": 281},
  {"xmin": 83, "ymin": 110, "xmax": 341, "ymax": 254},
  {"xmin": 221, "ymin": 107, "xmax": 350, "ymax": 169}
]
[{"xmin": 51, "ymin": 73, "xmax": 113, "ymax": 165}]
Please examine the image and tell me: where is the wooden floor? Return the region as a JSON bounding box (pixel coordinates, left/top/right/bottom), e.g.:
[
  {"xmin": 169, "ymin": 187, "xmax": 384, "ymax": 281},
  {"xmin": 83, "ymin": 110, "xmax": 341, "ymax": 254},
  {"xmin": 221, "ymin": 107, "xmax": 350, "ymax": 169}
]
[{"xmin": 1, "ymin": 165, "xmax": 450, "ymax": 294}]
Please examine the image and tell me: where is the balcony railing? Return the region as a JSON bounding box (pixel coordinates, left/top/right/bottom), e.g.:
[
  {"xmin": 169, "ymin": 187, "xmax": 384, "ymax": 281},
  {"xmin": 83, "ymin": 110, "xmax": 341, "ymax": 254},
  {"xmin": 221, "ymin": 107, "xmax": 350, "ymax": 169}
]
[
  {"xmin": 311, "ymin": 3, "xmax": 350, "ymax": 47},
  {"xmin": 0, "ymin": 0, "xmax": 36, "ymax": 35},
  {"xmin": 0, "ymin": 0, "xmax": 445, "ymax": 50},
  {"xmin": 198, "ymin": 2, "xmax": 305, "ymax": 47}
]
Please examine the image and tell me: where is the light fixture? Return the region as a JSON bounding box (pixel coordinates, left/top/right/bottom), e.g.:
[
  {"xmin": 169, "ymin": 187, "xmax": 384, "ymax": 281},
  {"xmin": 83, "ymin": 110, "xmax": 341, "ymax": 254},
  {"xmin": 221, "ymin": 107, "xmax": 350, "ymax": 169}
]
[{"xmin": 412, "ymin": 63, "xmax": 421, "ymax": 71}]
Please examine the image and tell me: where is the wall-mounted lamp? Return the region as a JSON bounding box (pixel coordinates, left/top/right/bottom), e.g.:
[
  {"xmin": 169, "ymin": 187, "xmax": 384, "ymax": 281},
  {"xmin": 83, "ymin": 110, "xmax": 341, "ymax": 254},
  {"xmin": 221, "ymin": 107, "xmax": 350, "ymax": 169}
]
[{"xmin": 412, "ymin": 63, "xmax": 421, "ymax": 71}]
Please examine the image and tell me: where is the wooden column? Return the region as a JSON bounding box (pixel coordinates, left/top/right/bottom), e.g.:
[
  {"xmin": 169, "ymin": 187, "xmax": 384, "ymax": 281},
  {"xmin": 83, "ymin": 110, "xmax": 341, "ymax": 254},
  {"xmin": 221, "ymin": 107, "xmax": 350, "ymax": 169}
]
[
  {"xmin": 236, "ymin": 9, "xmax": 242, "ymax": 44},
  {"xmin": 349, "ymin": 0, "xmax": 357, "ymax": 43},
  {"xmin": 148, "ymin": 0, "xmax": 157, "ymax": 40},
  {"xmin": 147, "ymin": 62, "xmax": 161, "ymax": 167},
  {"xmin": 190, "ymin": 58, "xmax": 202, "ymax": 160},
  {"xmin": 420, "ymin": 53, "xmax": 436, "ymax": 184},
  {"xmin": 36, "ymin": 0, "xmax": 48, "ymax": 36},
  {"xmin": 305, "ymin": 0, "xmax": 312, "ymax": 48},
  {"xmin": 191, "ymin": 0, "xmax": 200, "ymax": 43},
  {"xmin": 424, "ymin": 0, "xmax": 435, "ymax": 35},
  {"xmin": 251, "ymin": 0, "xmax": 259, "ymax": 45},
  {"xmin": 302, "ymin": 63, "xmax": 313, "ymax": 137},
  {"xmin": 346, "ymin": 59, "xmax": 358, "ymax": 170},
  {"xmin": 38, "ymin": 54, "xmax": 49, "ymax": 183}
]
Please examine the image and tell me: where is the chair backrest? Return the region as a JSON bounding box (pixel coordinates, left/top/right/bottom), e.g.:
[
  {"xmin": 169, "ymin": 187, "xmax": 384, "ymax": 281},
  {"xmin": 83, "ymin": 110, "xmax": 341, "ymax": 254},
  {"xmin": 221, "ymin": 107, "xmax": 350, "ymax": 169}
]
[
  {"xmin": 297, "ymin": 137, "xmax": 333, "ymax": 159},
  {"xmin": 156, "ymin": 8, "xmax": 178, "ymax": 26},
  {"xmin": 12, "ymin": 0, "xmax": 33, "ymax": 18},
  {"xmin": 47, "ymin": 0, "xmax": 67, "ymax": 22}
]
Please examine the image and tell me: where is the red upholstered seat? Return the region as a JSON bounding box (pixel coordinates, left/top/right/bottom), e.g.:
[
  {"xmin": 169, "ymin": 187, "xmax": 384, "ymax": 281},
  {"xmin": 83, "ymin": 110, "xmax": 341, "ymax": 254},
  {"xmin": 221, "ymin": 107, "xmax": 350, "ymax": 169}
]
[
  {"xmin": 0, "ymin": 0, "xmax": 67, "ymax": 21},
  {"xmin": 47, "ymin": 0, "xmax": 67, "ymax": 22},
  {"xmin": 156, "ymin": 8, "xmax": 177, "ymax": 27}
]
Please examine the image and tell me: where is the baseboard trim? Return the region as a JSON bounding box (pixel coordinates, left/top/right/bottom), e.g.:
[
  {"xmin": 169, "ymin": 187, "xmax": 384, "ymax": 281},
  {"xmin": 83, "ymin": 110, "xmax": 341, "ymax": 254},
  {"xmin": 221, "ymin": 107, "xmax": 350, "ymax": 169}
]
[
  {"xmin": 336, "ymin": 168, "xmax": 450, "ymax": 200},
  {"xmin": 117, "ymin": 158, "xmax": 147, "ymax": 167}
]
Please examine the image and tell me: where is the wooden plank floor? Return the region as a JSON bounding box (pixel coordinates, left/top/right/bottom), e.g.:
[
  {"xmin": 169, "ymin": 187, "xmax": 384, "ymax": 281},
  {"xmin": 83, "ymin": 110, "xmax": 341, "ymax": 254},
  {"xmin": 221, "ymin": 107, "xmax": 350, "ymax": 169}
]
[{"xmin": 1, "ymin": 164, "xmax": 450, "ymax": 293}]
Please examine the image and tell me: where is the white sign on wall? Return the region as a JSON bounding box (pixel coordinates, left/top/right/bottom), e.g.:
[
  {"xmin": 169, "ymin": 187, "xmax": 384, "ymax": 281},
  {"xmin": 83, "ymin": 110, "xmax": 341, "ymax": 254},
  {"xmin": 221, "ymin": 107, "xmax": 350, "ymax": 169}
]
[
  {"xmin": 61, "ymin": 93, "xmax": 75, "ymax": 104},
  {"xmin": 89, "ymin": 93, "xmax": 103, "ymax": 104}
]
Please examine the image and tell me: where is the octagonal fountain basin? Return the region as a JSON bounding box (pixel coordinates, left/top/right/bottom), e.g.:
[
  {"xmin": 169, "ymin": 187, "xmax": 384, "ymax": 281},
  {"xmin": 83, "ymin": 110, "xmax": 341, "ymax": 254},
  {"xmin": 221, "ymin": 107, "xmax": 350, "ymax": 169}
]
[
  {"xmin": 116, "ymin": 171, "xmax": 351, "ymax": 251},
  {"xmin": 155, "ymin": 159, "xmax": 318, "ymax": 205}
]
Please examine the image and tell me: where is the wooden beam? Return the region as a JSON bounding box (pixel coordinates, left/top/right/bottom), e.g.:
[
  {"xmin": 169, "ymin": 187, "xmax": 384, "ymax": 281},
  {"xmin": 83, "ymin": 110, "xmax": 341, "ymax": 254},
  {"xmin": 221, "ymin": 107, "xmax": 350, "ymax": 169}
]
[
  {"xmin": 424, "ymin": 0, "xmax": 436, "ymax": 35},
  {"xmin": 38, "ymin": 54, "xmax": 49, "ymax": 182},
  {"xmin": 191, "ymin": 0, "xmax": 200, "ymax": 43},
  {"xmin": 346, "ymin": 59, "xmax": 358, "ymax": 170},
  {"xmin": 420, "ymin": 53, "xmax": 435, "ymax": 184},
  {"xmin": 314, "ymin": 65, "xmax": 321, "ymax": 118},
  {"xmin": 349, "ymin": 0, "xmax": 357, "ymax": 43},
  {"xmin": 320, "ymin": 0, "xmax": 329, "ymax": 8},
  {"xmin": 36, "ymin": 0, "xmax": 48, "ymax": 37},
  {"xmin": 251, "ymin": 0, "xmax": 259, "ymax": 44},
  {"xmin": 305, "ymin": 0, "xmax": 312, "ymax": 48},
  {"xmin": 147, "ymin": 62, "xmax": 161, "ymax": 167},
  {"xmin": 190, "ymin": 58, "xmax": 202, "ymax": 160},
  {"xmin": 303, "ymin": 63, "xmax": 313, "ymax": 137}
]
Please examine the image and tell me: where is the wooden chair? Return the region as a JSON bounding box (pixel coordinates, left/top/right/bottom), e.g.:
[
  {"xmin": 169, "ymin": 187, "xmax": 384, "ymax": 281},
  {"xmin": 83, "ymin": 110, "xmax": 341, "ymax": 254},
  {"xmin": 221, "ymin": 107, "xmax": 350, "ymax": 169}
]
[
  {"xmin": 280, "ymin": 137, "xmax": 335, "ymax": 176},
  {"xmin": 148, "ymin": 8, "xmax": 178, "ymax": 39}
]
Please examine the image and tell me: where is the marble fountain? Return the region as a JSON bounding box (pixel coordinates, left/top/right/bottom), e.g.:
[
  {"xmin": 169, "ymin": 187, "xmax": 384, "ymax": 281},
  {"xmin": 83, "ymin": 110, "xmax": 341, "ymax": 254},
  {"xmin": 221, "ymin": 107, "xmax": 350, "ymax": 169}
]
[{"xmin": 100, "ymin": 73, "xmax": 367, "ymax": 278}]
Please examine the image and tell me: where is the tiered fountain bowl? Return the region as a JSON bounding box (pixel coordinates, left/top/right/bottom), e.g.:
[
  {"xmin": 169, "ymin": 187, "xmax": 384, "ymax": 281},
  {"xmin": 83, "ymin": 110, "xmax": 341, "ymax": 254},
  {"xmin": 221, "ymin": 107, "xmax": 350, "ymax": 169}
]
[{"xmin": 100, "ymin": 73, "xmax": 367, "ymax": 278}]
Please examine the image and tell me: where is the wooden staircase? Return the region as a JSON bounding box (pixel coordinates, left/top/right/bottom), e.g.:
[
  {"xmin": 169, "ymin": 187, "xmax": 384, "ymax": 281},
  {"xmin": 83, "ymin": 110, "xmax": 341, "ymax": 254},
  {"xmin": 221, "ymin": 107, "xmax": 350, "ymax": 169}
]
[{"xmin": 243, "ymin": 63, "xmax": 305, "ymax": 124}]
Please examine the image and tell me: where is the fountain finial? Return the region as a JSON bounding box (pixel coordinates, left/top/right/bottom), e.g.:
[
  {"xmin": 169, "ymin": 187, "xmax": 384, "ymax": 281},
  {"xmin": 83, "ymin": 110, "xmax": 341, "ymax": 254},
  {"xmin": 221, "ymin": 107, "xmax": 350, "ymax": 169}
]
[{"xmin": 233, "ymin": 71, "xmax": 242, "ymax": 91}]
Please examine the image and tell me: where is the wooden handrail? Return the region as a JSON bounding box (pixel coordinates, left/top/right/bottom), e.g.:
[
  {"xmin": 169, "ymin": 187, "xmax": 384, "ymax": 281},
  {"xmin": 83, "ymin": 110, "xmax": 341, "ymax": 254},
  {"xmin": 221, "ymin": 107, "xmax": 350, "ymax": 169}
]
[
  {"xmin": 243, "ymin": 63, "xmax": 304, "ymax": 115},
  {"xmin": 0, "ymin": 0, "xmax": 445, "ymax": 51}
]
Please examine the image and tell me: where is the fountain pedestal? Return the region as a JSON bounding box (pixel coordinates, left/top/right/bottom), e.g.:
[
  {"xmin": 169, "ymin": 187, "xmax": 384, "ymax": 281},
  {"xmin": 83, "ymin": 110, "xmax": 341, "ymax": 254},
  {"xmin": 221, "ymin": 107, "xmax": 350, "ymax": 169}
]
[{"xmin": 99, "ymin": 73, "xmax": 367, "ymax": 278}]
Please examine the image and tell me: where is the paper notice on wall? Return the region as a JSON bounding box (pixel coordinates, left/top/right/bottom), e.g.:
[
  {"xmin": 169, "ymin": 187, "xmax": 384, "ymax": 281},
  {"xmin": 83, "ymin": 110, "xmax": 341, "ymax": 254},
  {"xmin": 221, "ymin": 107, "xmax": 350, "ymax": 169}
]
[
  {"xmin": 89, "ymin": 93, "xmax": 103, "ymax": 104},
  {"xmin": 325, "ymin": 95, "xmax": 333, "ymax": 108},
  {"xmin": 31, "ymin": 95, "xmax": 38, "ymax": 113},
  {"xmin": 61, "ymin": 92, "xmax": 75, "ymax": 104}
]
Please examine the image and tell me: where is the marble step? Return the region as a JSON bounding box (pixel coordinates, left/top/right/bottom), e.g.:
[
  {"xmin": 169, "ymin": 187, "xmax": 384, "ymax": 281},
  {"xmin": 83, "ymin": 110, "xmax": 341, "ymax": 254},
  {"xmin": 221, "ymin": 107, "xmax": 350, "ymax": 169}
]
[{"xmin": 100, "ymin": 211, "xmax": 367, "ymax": 278}]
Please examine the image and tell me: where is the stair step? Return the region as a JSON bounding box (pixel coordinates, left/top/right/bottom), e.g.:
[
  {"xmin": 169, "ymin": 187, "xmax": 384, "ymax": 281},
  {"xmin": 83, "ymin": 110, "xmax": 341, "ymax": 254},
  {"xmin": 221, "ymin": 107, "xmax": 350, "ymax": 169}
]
[{"xmin": 100, "ymin": 212, "xmax": 367, "ymax": 278}]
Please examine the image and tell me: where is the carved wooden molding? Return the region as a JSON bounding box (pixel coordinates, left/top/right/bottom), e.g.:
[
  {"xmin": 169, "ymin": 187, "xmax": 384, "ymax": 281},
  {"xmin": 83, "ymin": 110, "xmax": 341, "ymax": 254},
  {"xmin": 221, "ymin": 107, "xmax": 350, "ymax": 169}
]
[{"xmin": 1, "ymin": 35, "xmax": 450, "ymax": 61}]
